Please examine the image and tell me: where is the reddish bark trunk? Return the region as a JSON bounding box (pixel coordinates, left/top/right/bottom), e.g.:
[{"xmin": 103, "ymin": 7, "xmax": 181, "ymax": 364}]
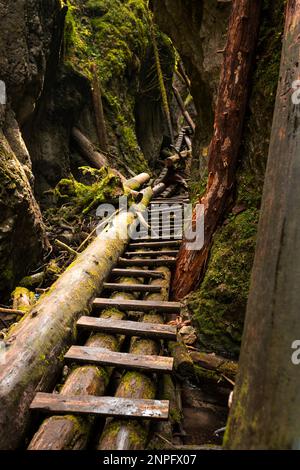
[{"xmin": 172, "ymin": 0, "xmax": 261, "ymax": 299}]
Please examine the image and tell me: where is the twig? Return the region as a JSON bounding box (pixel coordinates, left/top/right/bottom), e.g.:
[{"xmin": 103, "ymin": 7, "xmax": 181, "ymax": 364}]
[
  {"xmin": 155, "ymin": 433, "xmax": 176, "ymax": 449},
  {"xmin": 78, "ymin": 209, "xmax": 122, "ymax": 252},
  {"xmin": 221, "ymin": 373, "xmax": 235, "ymax": 386},
  {"xmin": 0, "ymin": 307, "xmax": 25, "ymax": 316},
  {"xmin": 55, "ymin": 239, "xmax": 78, "ymax": 256}
]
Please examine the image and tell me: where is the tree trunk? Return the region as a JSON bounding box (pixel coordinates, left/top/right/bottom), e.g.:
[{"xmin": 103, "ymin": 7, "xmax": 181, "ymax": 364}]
[
  {"xmin": 172, "ymin": 0, "xmax": 261, "ymax": 299},
  {"xmin": 71, "ymin": 127, "xmax": 108, "ymax": 168},
  {"xmin": 224, "ymin": 0, "xmax": 300, "ymax": 450},
  {"xmin": 0, "ymin": 180, "xmax": 150, "ymax": 450},
  {"xmin": 91, "ymin": 64, "xmax": 109, "ymax": 153}
]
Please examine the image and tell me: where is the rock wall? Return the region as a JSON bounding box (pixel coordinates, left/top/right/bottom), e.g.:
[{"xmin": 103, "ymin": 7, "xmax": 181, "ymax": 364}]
[
  {"xmin": 0, "ymin": 0, "xmax": 62, "ymax": 297},
  {"xmin": 0, "ymin": 0, "xmax": 175, "ymax": 296},
  {"xmin": 151, "ymin": 0, "xmax": 231, "ymax": 172}
]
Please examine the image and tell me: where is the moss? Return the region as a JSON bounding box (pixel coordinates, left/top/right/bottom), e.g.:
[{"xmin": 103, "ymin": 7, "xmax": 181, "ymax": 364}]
[
  {"xmin": 117, "ymin": 371, "xmax": 156, "ymax": 399},
  {"xmin": 53, "ymin": 166, "xmax": 123, "ymax": 215},
  {"xmin": 11, "ymin": 287, "xmax": 36, "ymax": 312},
  {"xmin": 188, "ymin": 207, "xmax": 258, "ymax": 357},
  {"xmin": 100, "ymin": 419, "xmax": 147, "ymax": 449},
  {"xmin": 63, "ymin": 0, "xmax": 158, "ymax": 172}
]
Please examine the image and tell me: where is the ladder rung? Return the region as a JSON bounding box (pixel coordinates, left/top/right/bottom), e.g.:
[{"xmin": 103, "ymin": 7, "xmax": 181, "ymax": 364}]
[
  {"xmin": 77, "ymin": 316, "xmax": 177, "ymax": 340},
  {"xmin": 150, "ymin": 207, "xmax": 183, "ymax": 213},
  {"xmin": 93, "ymin": 298, "xmax": 181, "ymax": 314},
  {"xmin": 134, "ymin": 237, "xmax": 182, "ymax": 243},
  {"xmin": 65, "ymin": 346, "xmax": 174, "ymax": 373},
  {"xmin": 111, "ymin": 268, "xmax": 164, "ymax": 279},
  {"xmin": 118, "ymin": 258, "xmax": 177, "ymax": 267},
  {"xmin": 124, "ymin": 250, "xmax": 179, "ymax": 258},
  {"xmin": 30, "ymin": 393, "xmax": 170, "ymax": 421},
  {"xmin": 128, "ymin": 240, "xmax": 181, "ymax": 249},
  {"xmin": 103, "ymin": 282, "xmax": 162, "ymax": 293}
]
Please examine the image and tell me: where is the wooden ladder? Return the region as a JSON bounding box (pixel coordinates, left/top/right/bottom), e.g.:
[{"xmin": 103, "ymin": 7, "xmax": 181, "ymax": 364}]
[{"xmin": 30, "ymin": 196, "xmax": 189, "ymax": 437}]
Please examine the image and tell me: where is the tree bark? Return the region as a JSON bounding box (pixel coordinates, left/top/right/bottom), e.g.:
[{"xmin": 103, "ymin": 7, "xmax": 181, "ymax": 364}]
[
  {"xmin": 91, "ymin": 64, "xmax": 109, "ymax": 153},
  {"xmin": 172, "ymin": 0, "xmax": 261, "ymax": 299},
  {"xmin": 0, "ymin": 180, "xmax": 150, "ymax": 450},
  {"xmin": 224, "ymin": 0, "xmax": 300, "ymax": 449},
  {"xmin": 71, "ymin": 127, "xmax": 108, "ymax": 168}
]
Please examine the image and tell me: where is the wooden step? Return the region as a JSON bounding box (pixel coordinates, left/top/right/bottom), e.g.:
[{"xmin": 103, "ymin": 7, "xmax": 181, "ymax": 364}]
[
  {"xmin": 65, "ymin": 346, "xmax": 174, "ymax": 373},
  {"xmin": 31, "ymin": 393, "xmax": 169, "ymax": 421},
  {"xmin": 150, "ymin": 209, "xmax": 184, "ymax": 215},
  {"xmin": 151, "ymin": 198, "xmax": 188, "ymax": 203},
  {"xmin": 128, "ymin": 240, "xmax": 181, "ymax": 249},
  {"xmin": 124, "ymin": 250, "xmax": 179, "ymax": 258},
  {"xmin": 134, "ymin": 236, "xmax": 183, "ymax": 243},
  {"xmin": 118, "ymin": 258, "xmax": 177, "ymax": 267},
  {"xmin": 111, "ymin": 268, "xmax": 164, "ymax": 279},
  {"xmin": 103, "ymin": 282, "xmax": 162, "ymax": 293},
  {"xmin": 93, "ymin": 298, "xmax": 181, "ymax": 314},
  {"xmin": 150, "ymin": 225, "xmax": 184, "ymax": 230},
  {"xmin": 77, "ymin": 316, "xmax": 177, "ymax": 340},
  {"xmin": 150, "ymin": 201, "xmax": 188, "ymax": 205}
]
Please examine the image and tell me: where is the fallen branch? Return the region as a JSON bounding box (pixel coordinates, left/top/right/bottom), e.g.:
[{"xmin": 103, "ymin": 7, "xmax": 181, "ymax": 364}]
[
  {"xmin": 172, "ymin": 85, "xmax": 196, "ymax": 132},
  {"xmin": 54, "ymin": 239, "xmax": 78, "ymax": 256},
  {"xmin": 0, "ymin": 308, "xmax": 24, "ymax": 317}
]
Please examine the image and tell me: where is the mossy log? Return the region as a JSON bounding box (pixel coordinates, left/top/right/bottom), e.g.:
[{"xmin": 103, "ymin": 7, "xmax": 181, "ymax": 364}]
[
  {"xmin": 0, "ymin": 183, "xmax": 150, "ymax": 450},
  {"xmin": 150, "ymin": 374, "xmax": 183, "ymax": 449},
  {"xmin": 168, "ymin": 340, "xmax": 194, "ymax": 378},
  {"xmin": 190, "ymin": 351, "xmax": 237, "ymax": 380},
  {"xmin": 98, "ymin": 266, "xmax": 171, "ymax": 450}
]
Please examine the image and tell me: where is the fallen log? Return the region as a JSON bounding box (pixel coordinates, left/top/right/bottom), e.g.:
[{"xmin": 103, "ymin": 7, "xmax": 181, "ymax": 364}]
[
  {"xmin": 71, "ymin": 128, "xmax": 127, "ymax": 184},
  {"xmin": 165, "ymin": 150, "xmax": 191, "ymax": 168},
  {"xmin": 98, "ymin": 266, "xmax": 171, "ymax": 450},
  {"xmin": 172, "ymin": 85, "xmax": 196, "ymax": 132},
  {"xmin": 0, "ymin": 178, "xmax": 150, "ymax": 450},
  {"xmin": 71, "ymin": 127, "xmax": 108, "ymax": 168},
  {"xmin": 189, "ymin": 351, "xmax": 237, "ymax": 380},
  {"xmin": 168, "ymin": 340, "xmax": 194, "ymax": 378}
]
